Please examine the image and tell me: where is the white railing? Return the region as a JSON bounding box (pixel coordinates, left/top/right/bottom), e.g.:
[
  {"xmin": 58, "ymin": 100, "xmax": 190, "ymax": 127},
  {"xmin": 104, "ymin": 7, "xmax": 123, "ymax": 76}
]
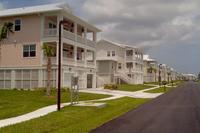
[
  {"xmin": 87, "ymin": 39, "xmax": 95, "ymax": 47},
  {"xmin": 63, "ymin": 57, "xmax": 75, "ymax": 66},
  {"xmin": 87, "ymin": 62, "xmax": 95, "ymax": 68},
  {"xmin": 44, "ymin": 29, "xmax": 57, "ymax": 37},
  {"xmin": 77, "ymin": 35, "xmax": 85, "ymax": 44},
  {"xmin": 126, "ymin": 56, "xmax": 133, "ymax": 61},
  {"xmin": 44, "ymin": 29, "xmax": 96, "ymax": 48},
  {"xmin": 63, "ymin": 30, "xmax": 75, "ymax": 41},
  {"xmin": 77, "ymin": 60, "xmax": 85, "ymax": 67}
]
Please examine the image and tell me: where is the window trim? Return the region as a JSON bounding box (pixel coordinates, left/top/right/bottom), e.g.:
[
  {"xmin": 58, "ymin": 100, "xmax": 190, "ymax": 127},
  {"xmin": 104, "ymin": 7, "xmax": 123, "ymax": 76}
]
[
  {"xmin": 23, "ymin": 44, "xmax": 36, "ymax": 58},
  {"xmin": 14, "ymin": 19, "xmax": 21, "ymax": 32},
  {"xmin": 112, "ymin": 51, "xmax": 115, "ymax": 56},
  {"xmin": 107, "ymin": 51, "xmax": 111, "ymax": 57}
]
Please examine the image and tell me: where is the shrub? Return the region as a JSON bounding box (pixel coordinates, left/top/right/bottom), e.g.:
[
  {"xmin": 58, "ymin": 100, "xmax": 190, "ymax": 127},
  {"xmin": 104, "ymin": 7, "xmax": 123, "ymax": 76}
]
[{"xmin": 104, "ymin": 84, "xmax": 118, "ymax": 90}]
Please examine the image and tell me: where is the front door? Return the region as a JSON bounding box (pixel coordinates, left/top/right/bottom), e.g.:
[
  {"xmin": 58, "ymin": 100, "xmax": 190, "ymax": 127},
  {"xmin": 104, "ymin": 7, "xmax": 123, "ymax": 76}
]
[{"xmin": 87, "ymin": 74, "xmax": 93, "ymax": 88}]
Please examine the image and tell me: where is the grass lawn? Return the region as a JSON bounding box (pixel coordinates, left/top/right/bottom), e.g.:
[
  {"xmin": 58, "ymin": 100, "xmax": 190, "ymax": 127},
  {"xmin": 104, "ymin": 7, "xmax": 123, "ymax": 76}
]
[
  {"xmin": 144, "ymin": 82, "xmax": 160, "ymax": 85},
  {"xmin": 0, "ymin": 89, "xmax": 110, "ymax": 120},
  {"xmin": 145, "ymin": 87, "xmax": 175, "ymax": 93},
  {"xmin": 117, "ymin": 84, "xmax": 152, "ymax": 92},
  {"xmin": 0, "ymin": 97, "xmax": 150, "ymax": 133}
]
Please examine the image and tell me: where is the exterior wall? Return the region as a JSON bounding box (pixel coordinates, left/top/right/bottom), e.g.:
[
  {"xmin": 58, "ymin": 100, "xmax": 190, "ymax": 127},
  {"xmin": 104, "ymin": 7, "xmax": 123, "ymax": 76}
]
[
  {"xmin": 96, "ymin": 40, "xmax": 125, "ymax": 67},
  {"xmin": 0, "ymin": 15, "xmax": 42, "ymax": 67},
  {"xmin": 97, "ymin": 60, "xmax": 116, "ymax": 86},
  {"xmin": 97, "ymin": 40, "xmax": 144, "ymax": 85},
  {"xmin": 0, "ymin": 9, "xmax": 99, "ymax": 89}
]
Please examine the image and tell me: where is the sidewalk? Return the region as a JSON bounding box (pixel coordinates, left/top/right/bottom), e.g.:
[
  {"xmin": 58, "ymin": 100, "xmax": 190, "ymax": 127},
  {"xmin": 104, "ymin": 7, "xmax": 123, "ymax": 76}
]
[{"xmin": 0, "ymin": 95, "xmax": 122, "ymax": 128}]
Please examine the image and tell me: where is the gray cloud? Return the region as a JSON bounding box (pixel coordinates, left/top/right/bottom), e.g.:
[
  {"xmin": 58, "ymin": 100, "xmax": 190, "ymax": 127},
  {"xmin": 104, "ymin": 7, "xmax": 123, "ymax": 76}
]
[{"xmin": 82, "ymin": 0, "xmax": 200, "ymax": 49}]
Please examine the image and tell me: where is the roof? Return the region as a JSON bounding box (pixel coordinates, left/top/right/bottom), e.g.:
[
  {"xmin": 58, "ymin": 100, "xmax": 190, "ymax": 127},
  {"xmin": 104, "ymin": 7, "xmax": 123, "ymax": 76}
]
[
  {"xmin": 98, "ymin": 39, "xmax": 140, "ymax": 50},
  {"xmin": 143, "ymin": 55, "xmax": 156, "ymax": 62},
  {"xmin": 0, "ymin": 3, "xmax": 101, "ymax": 32},
  {"xmin": 0, "ymin": 3, "xmax": 67, "ymax": 18}
]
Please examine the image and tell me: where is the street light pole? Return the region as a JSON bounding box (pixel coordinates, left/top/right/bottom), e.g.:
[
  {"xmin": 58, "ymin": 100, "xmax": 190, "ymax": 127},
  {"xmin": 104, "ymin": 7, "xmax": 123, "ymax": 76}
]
[{"xmin": 57, "ymin": 20, "xmax": 68, "ymax": 111}]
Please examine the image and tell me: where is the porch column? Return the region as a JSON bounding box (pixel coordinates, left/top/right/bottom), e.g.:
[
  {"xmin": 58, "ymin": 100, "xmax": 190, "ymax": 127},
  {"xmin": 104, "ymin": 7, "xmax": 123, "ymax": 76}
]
[
  {"xmin": 84, "ymin": 48, "xmax": 87, "ymax": 67},
  {"xmin": 94, "ymin": 51, "xmax": 96, "ymax": 68},
  {"xmin": 74, "ymin": 23, "xmax": 78, "ymax": 42},
  {"xmin": 93, "ymin": 32, "xmax": 97, "ymax": 42},
  {"xmin": 74, "ymin": 45, "xmax": 77, "ymax": 66},
  {"xmin": 84, "ymin": 27, "xmax": 87, "ymax": 39},
  {"xmin": 38, "ymin": 69, "xmax": 43, "ymax": 88},
  {"xmin": 56, "ymin": 41, "xmax": 59, "ymax": 65},
  {"xmin": 11, "ymin": 70, "xmax": 15, "ymax": 88},
  {"xmin": 57, "ymin": 15, "xmax": 63, "ymax": 36}
]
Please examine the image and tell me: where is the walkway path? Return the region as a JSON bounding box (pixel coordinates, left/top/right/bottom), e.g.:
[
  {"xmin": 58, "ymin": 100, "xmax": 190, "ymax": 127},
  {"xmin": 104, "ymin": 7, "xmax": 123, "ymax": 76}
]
[
  {"xmin": 91, "ymin": 82, "xmax": 200, "ymax": 133},
  {"xmin": 0, "ymin": 84, "xmax": 165, "ymax": 128},
  {"xmin": 0, "ymin": 94, "xmax": 123, "ymax": 128},
  {"xmin": 80, "ymin": 85, "xmax": 163, "ymax": 99}
]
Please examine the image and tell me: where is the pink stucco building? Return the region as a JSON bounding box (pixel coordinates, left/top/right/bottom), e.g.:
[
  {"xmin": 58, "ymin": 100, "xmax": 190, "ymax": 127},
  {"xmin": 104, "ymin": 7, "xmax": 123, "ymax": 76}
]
[{"xmin": 0, "ymin": 3, "xmax": 100, "ymax": 89}]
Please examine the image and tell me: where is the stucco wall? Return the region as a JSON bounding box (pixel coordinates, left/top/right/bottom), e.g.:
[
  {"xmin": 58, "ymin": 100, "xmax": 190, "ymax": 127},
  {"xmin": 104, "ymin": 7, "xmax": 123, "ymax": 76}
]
[{"xmin": 0, "ymin": 14, "xmax": 42, "ymax": 67}]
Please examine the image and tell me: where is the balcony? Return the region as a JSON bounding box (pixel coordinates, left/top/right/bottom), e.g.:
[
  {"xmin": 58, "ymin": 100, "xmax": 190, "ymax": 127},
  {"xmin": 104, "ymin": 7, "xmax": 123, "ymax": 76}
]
[
  {"xmin": 43, "ymin": 29, "xmax": 96, "ymax": 48},
  {"xmin": 87, "ymin": 62, "xmax": 95, "ymax": 68}
]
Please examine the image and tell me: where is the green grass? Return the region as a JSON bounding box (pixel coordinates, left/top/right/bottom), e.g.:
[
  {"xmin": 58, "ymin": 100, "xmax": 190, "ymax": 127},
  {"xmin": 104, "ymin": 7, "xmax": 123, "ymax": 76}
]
[
  {"xmin": 144, "ymin": 82, "xmax": 160, "ymax": 85},
  {"xmin": 117, "ymin": 84, "xmax": 152, "ymax": 92},
  {"xmin": 145, "ymin": 87, "xmax": 174, "ymax": 93},
  {"xmin": 0, "ymin": 89, "xmax": 110, "ymax": 120},
  {"xmin": 0, "ymin": 97, "xmax": 150, "ymax": 133}
]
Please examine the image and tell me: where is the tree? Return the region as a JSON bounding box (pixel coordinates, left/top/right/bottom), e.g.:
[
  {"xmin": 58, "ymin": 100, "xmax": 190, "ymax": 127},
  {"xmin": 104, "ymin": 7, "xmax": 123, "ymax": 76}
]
[
  {"xmin": 147, "ymin": 67, "xmax": 157, "ymax": 82},
  {"xmin": 198, "ymin": 72, "xmax": 200, "ymax": 80},
  {"xmin": 0, "ymin": 22, "xmax": 14, "ymax": 62},
  {"xmin": 153, "ymin": 68, "xmax": 157, "ymax": 82},
  {"xmin": 167, "ymin": 72, "xmax": 171, "ymax": 83},
  {"xmin": 42, "ymin": 43, "xmax": 55, "ymax": 96}
]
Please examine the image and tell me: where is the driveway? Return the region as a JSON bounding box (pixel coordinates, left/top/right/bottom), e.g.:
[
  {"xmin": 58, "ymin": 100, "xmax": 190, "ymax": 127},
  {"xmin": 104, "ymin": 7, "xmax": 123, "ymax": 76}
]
[{"xmin": 90, "ymin": 82, "xmax": 200, "ymax": 133}]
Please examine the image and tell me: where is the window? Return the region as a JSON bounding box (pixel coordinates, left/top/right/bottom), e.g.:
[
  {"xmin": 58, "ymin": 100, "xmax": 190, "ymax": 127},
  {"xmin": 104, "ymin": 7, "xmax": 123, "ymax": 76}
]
[
  {"xmin": 48, "ymin": 22, "xmax": 56, "ymax": 29},
  {"xmin": 23, "ymin": 44, "xmax": 36, "ymax": 57},
  {"xmin": 112, "ymin": 51, "xmax": 115, "ymax": 56},
  {"xmin": 107, "ymin": 51, "xmax": 110, "ymax": 57},
  {"xmin": 118, "ymin": 63, "xmax": 122, "ymax": 69},
  {"xmin": 15, "ymin": 19, "xmax": 21, "ymax": 31}
]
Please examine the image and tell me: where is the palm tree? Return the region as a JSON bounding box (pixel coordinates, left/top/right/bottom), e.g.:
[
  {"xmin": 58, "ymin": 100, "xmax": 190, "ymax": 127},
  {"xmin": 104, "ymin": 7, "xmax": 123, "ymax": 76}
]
[
  {"xmin": 167, "ymin": 72, "xmax": 171, "ymax": 83},
  {"xmin": 153, "ymin": 68, "xmax": 157, "ymax": 82},
  {"xmin": 147, "ymin": 67, "xmax": 153, "ymax": 82},
  {"xmin": 42, "ymin": 43, "xmax": 55, "ymax": 96},
  {"xmin": 0, "ymin": 22, "xmax": 14, "ymax": 62}
]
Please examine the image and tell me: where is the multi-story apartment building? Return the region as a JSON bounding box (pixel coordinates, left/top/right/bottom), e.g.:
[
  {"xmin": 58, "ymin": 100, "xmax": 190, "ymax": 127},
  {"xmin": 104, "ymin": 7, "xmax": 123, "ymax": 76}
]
[
  {"xmin": 96, "ymin": 40, "xmax": 143, "ymax": 87},
  {"xmin": 0, "ymin": 3, "xmax": 100, "ymax": 89},
  {"xmin": 143, "ymin": 55, "xmax": 158, "ymax": 83}
]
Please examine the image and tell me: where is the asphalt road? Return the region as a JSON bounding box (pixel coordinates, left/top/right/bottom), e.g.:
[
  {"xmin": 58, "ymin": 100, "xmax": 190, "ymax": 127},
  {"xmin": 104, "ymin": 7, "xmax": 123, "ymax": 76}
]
[{"xmin": 90, "ymin": 82, "xmax": 200, "ymax": 133}]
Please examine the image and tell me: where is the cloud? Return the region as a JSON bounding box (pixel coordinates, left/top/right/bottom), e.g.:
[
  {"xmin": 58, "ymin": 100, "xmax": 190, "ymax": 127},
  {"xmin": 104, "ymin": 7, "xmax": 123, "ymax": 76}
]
[
  {"xmin": 82, "ymin": 0, "xmax": 200, "ymax": 50},
  {"xmin": 0, "ymin": 2, "xmax": 5, "ymax": 10}
]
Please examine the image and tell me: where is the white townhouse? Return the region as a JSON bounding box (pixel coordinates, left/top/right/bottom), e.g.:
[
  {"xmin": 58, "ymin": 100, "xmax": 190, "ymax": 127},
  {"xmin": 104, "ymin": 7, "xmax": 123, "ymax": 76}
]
[
  {"xmin": 143, "ymin": 55, "xmax": 158, "ymax": 83},
  {"xmin": 96, "ymin": 40, "xmax": 143, "ymax": 87},
  {"xmin": 0, "ymin": 3, "xmax": 100, "ymax": 89}
]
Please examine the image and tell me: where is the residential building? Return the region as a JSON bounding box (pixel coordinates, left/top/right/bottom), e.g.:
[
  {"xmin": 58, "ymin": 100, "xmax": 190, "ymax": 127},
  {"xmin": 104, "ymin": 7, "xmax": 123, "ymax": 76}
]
[
  {"xmin": 0, "ymin": 3, "xmax": 100, "ymax": 89},
  {"xmin": 96, "ymin": 40, "xmax": 143, "ymax": 87},
  {"xmin": 143, "ymin": 55, "xmax": 158, "ymax": 83},
  {"xmin": 183, "ymin": 74, "xmax": 197, "ymax": 81}
]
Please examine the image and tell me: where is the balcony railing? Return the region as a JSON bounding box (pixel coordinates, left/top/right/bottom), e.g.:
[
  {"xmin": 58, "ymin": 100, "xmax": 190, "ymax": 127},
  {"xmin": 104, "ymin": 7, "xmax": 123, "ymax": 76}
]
[
  {"xmin": 77, "ymin": 60, "xmax": 85, "ymax": 67},
  {"xmin": 63, "ymin": 57, "xmax": 75, "ymax": 66},
  {"xmin": 44, "ymin": 29, "xmax": 57, "ymax": 37},
  {"xmin": 63, "ymin": 30, "xmax": 75, "ymax": 41},
  {"xmin": 77, "ymin": 35, "xmax": 85, "ymax": 44},
  {"xmin": 87, "ymin": 61, "xmax": 95, "ymax": 68},
  {"xmin": 43, "ymin": 29, "xmax": 96, "ymax": 47}
]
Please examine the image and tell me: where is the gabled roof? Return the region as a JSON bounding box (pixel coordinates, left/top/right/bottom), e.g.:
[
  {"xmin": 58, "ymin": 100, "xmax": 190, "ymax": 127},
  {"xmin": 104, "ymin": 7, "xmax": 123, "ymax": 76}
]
[
  {"xmin": 0, "ymin": 3, "xmax": 101, "ymax": 32},
  {"xmin": 143, "ymin": 55, "xmax": 156, "ymax": 62},
  {"xmin": 98, "ymin": 39, "xmax": 139, "ymax": 50},
  {"xmin": 0, "ymin": 3, "xmax": 69, "ymax": 18}
]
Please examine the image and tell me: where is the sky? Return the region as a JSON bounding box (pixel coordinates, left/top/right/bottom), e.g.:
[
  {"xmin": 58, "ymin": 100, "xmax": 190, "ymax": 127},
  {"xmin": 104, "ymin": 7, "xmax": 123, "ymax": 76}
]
[{"xmin": 0, "ymin": 0, "xmax": 200, "ymax": 74}]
